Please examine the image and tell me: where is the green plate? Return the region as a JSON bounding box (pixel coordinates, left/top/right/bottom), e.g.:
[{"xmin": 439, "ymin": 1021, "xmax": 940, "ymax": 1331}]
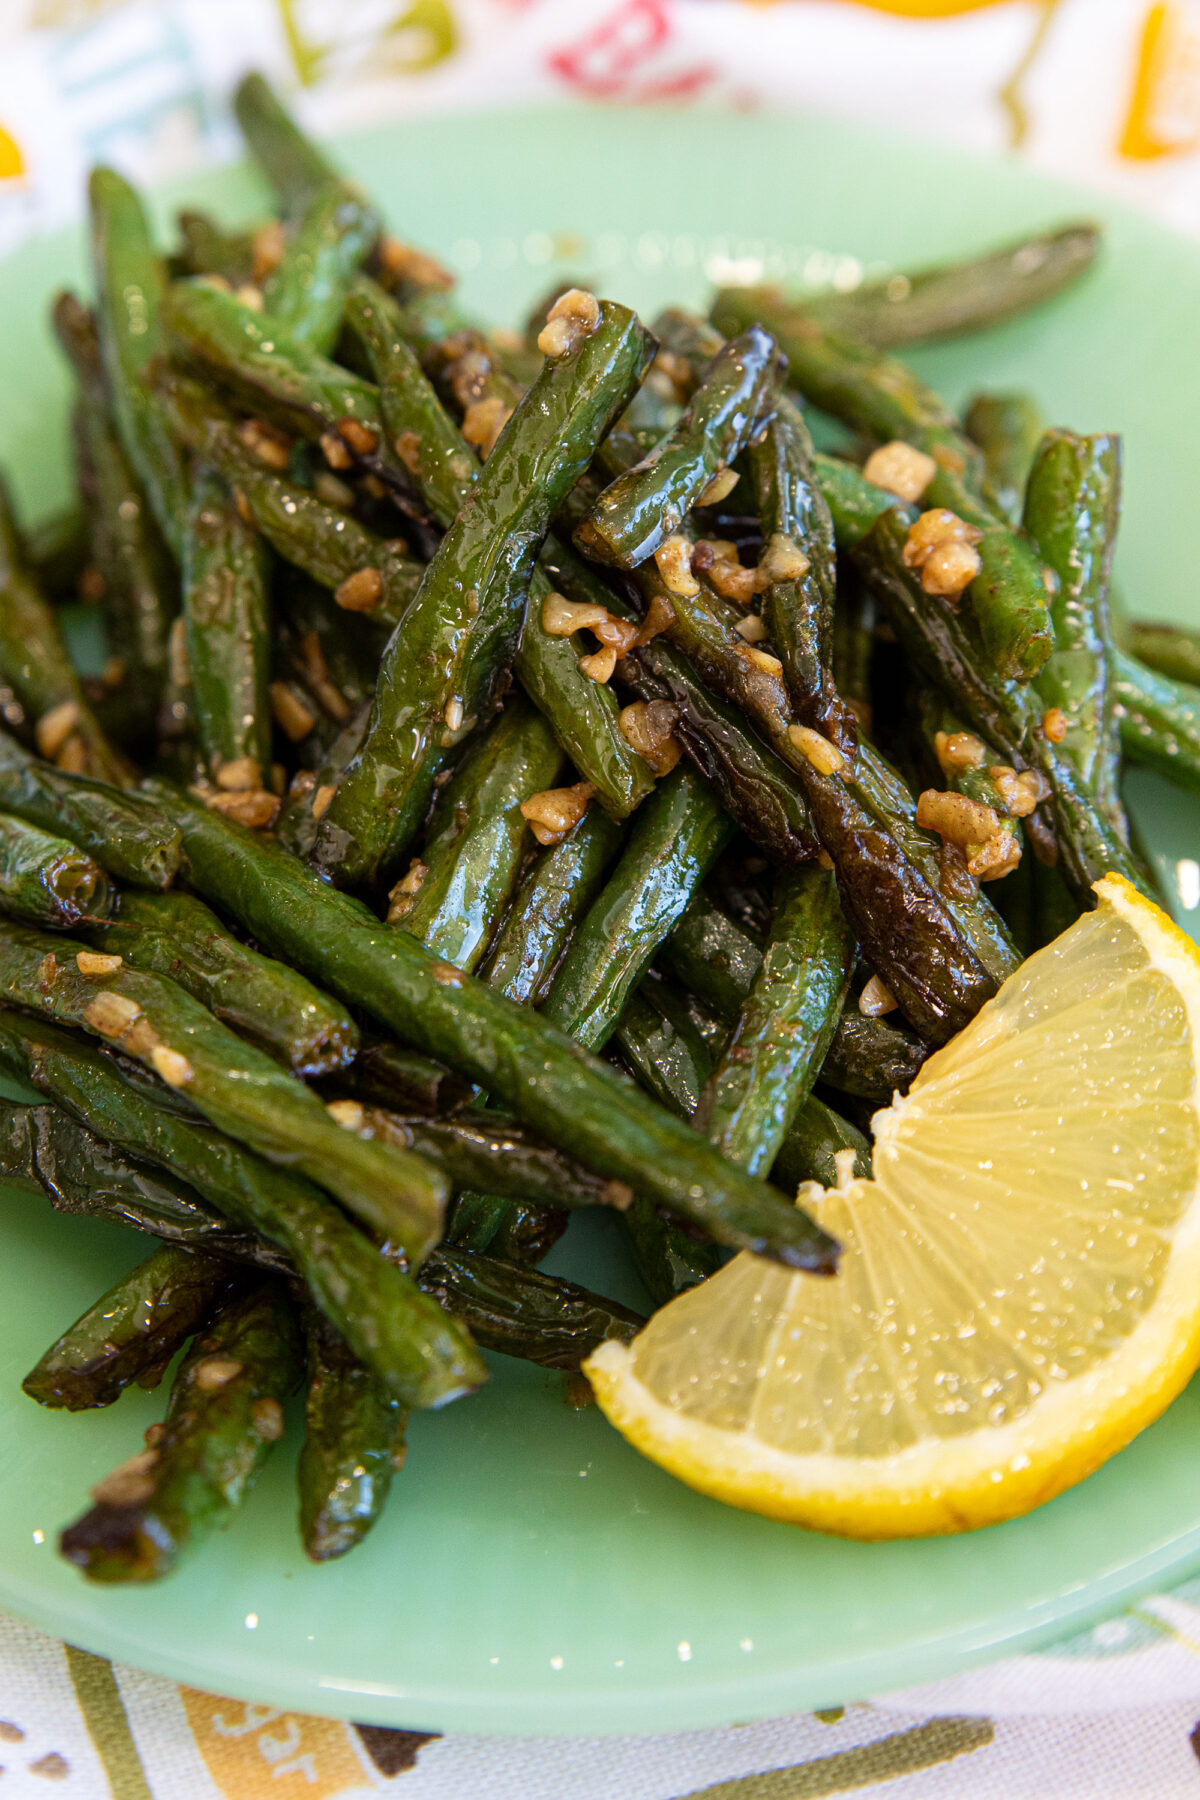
[{"xmin": 2, "ymin": 105, "xmax": 1200, "ymax": 1738}]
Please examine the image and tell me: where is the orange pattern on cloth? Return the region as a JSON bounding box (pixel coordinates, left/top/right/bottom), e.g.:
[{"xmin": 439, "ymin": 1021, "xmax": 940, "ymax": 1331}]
[
  {"xmin": 180, "ymin": 1688, "xmax": 373, "ymax": 1797},
  {"xmin": 1120, "ymin": 3, "xmax": 1200, "ymax": 157}
]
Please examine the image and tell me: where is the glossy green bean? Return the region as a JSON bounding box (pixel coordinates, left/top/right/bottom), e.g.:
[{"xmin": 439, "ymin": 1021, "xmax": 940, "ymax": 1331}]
[
  {"xmin": 965, "ymin": 392, "xmax": 1044, "ymax": 524},
  {"xmin": 479, "ymin": 807, "xmax": 623, "ymax": 1006},
  {"xmin": 181, "ymin": 466, "xmax": 272, "ymax": 785},
  {"xmin": 0, "ymin": 812, "xmax": 112, "ymax": 928},
  {"xmin": 0, "ymin": 920, "xmax": 447, "ymax": 1262},
  {"xmin": 23, "ymin": 1243, "xmax": 234, "ymax": 1411},
  {"xmin": 60, "ymin": 1280, "xmax": 302, "ymax": 1582},
  {"xmin": 0, "ymin": 732, "xmax": 179, "ymax": 887},
  {"xmin": 312, "ymin": 301, "xmax": 654, "ymax": 887},
  {"xmin": 298, "ymin": 1310, "xmax": 405, "ymax": 1562},
  {"xmin": 0, "ymin": 1011, "xmax": 486, "ymax": 1407},
  {"xmin": 150, "ymin": 784, "xmax": 839, "ymax": 1271},
  {"xmin": 87, "ymin": 888, "xmax": 357, "ymax": 1077}
]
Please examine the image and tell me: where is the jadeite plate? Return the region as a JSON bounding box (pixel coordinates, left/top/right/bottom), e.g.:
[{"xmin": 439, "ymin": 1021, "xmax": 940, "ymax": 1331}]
[{"xmin": 1, "ymin": 106, "xmax": 1200, "ymax": 1739}]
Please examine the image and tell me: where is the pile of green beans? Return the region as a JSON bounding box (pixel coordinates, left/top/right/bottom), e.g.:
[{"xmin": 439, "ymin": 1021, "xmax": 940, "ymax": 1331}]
[{"xmin": 0, "ymin": 71, "xmax": 1188, "ymax": 1582}]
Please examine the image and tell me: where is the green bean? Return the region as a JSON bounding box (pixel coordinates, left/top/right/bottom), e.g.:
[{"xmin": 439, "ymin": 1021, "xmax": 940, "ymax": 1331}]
[
  {"xmin": 773, "ymin": 1095, "xmax": 870, "ymax": 1192},
  {"xmin": 175, "ymin": 210, "xmax": 256, "ymax": 284},
  {"xmin": 619, "ymin": 634, "xmax": 818, "ymax": 865},
  {"xmin": 346, "ymin": 1035, "xmax": 472, "ymax": 1116},
  {"xmin": 0, "ymin": 812, "xmax": 112, "ymax": 928},
  {"xmin": 363, "ymin": 1104, "xmax": 632, "ymax": 1215},
  {"xmin": 89, "ymin": 168, "xmax": 189, "ymax": 556},
  {"xmin": 347, "ymin": 279, "xmax": 655, "ymax": 819},
  {"xmin": 711, "ymin": 290, "xmax": 1053, "ymax": 680},
  {"xmin": 855, "ymin": 507, "xmax": 1144, "ymax": 904},
  {"xmin": 420, "ymin": 1246, "xmax": 644, "ymax": 1370},
  {"xmin": 233, "ymin": 72, "xmax": 341, "ymax": 213},
  {"xmin": 812, "ymin": 452, "xmax": 913, "ymax": 548},
  {"xmin": 0, "ymin": 732, "xmax": 180, "ymax": 887},
  {"xmin": 698, "ymin": 866, "xmax": 853, "ymax": 1176},
  {"xmin": 965, "ymin": 392, "xmax": 1044, "ymax": 524},
  {"xmin": 150, "ymin": 784, "xmax": 839, "ymax": 1271},
  {"xmin": 479, "ymin": 807, "xmax": 623, "ymax": 1006},
  {"xmin": 614, "ymin": 982, "xmax": 715, "ymax": 1118},
  {"xmin": 394, "ymin": 699, "xmax": 563, "ymax": 972},
  {"xmin": 574, "ymin": 326, "xmax": 782, "ymax": 569},
  {"xmin": 1111, "ymin": 650, "xmax": 1200, "ymax": 797},
  {"xmin": 0, "ymin": 920, "xmax": 447, "ymax": 1262},
  {"xmin": 263, "ymin": 182, "xmax": 378, "ymax": 354},
  {"xmin": 312, "ymin": 301, "xmax": 654, "ymax": 887},
  {"xmin": 162, "ymin": 280, "xmax": 421, "ymax": 496},
  {"xmin": 541, "ymin": 765, "xmax": 733, "ymax": 1053},
  {"xmin": 87, "ymin": 888, "xmax": 357, "ymax": 1077},
  {"xmin": 24, "ymin": 505, "xmax": 89, "ymax": 602},
  {"xmin": 0, "ymin": 1011, "xmax": 486, "ymax": 1406},
  {"xmin": 181, "ymin": 466, "xmax": 272, "ymax": 787},
  {"xmin": 794, "ymin": 224, "xmax": 1099, "ymax": 348},
  {"xmin": 1023, "ymin": 428, "xmax": 1124, "ymax": 824},
  {"xmin": 662, "ymin": 893, "xmax": 930, "ymax": 1101},
  {"xmin": 750, "ymin": 398, "xmax": 856, "ymax": 750},
  {"xmin": 298, "ymin": 1310, "xmax": 405, "ymax": 1562},
  {"xmin": 23, "ymin": 1243, "xmax": 235, "ymax": 1411},
  {"xmin": 54, "ymin": 291, "xmax": 174, "ymax": 743},
  {"xmin": 1121, "ymin": 620, "xmax": 1200, "ymax": 689},
  {"xmin": 158, "ymin": 372, "xmax": 425, "ymax": 615},
  {"xmin": 60, "ymin": 1280, "xmax": 302, "ymax": 1582},
  {"xmin": 0, "ymin": 478, "xmax": 132, "ymax": 786}
]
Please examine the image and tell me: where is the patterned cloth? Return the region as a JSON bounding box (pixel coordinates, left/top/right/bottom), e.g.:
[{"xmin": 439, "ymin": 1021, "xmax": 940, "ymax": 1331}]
[{"xmin": 4, "ymin": 3, "xmax": 1200, "ymax": 1794}]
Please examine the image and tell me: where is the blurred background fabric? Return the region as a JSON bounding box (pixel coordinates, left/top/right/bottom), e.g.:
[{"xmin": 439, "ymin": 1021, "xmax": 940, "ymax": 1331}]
[{"xmin": 4, "ymin": 2, "xmax": 1200, "ymax": 1794}]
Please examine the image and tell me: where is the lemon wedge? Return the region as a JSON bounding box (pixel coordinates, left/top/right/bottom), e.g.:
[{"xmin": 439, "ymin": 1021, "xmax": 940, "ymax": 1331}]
[{"xmin": 586, "ymin": 875, "xmax": 1200, "ymax": 1537}]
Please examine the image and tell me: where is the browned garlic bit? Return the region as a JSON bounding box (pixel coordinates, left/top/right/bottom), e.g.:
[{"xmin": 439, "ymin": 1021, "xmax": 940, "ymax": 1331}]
[
  {"xmin": 394, "ymin": 429, "xmax": 422, "ymax": 475},
  {"xmin": 215, "ymin": 756, "xmax": 262, "ymax": 793},
  {"xmin": 75, "ymin": 951, "xmax": 122, "ymax": 977},
  {"xmin": 313, "ymin": 471, "xmax": 355, "ymax": 509},
  {"xmin": 633, "ymin": 589, "xmax": 674, "ymax": 648},
  {"xmin": 462, "ymin": 396, "xmax": 512, "ymax": 458},
  {"xmin": 35, "ymin": 700, "xmax": 80, "ymax": 761},
  {"xmin": 270, "ymin": 681, "xmax": 316, "ymax": 743},
  {"xmin": 311, "ymin": 783, "xmax": 337, "ymax": 822},
  {"xmin": 378, "ymin": 237, "xmax": 455, "ymax": 292},
  {"xmin": 192, "ymin": 1356, "xmax": 243, "ymax": 1393},
  {"xmin": 536, "ymin": 288, "xmax": 601, "ymax": 359},
  {"xmin": 319, "ymin": 430, "xmax": 354, "ymax": 471},
  {"xmin": 102, "ymin": 657, "xmax": 126, "ymax": 689},
  {"xmin": 444, "ymin": 698, "xmax": 465, "ymax": 733},
  {"xmin": 56, "ymin": 737, "xmax": 88, "ymax": 774},
  {"xmin": 386, "ymin": 858, "xmax": 428, "ymax": 923},
  {"xmin": 334, "ymin": 567, "xmax": 383, "ymax": 614},
  {"xmin": 734, "ymin": 613, "xmax": 766, "ymax": 643},
  {"xmin": 787, "ymin": 724, "xmax": 846, "ymax": 776},
  {"xmin": 83, "ymin": 992, "xmax": 141, "ymax": 1038},
  {"xmin": 988, "ymin": 764, "xmax": 1050, "ymax": 818},
  {"xmin": 902, "ymin": 509, "xmax": 983, "ymax": 600},
  {"xmin": 742, "ymin": 646, "xmax": 784, "ymax": 676},
  {"xmin": 1042, "ymin": 706, "xmax": 1068, "ymax": 743},
  {"xmin": 91, "ymin": 1449, "xmax": 159, "ymax": 1508},
  {"xmin": 967, "ymin": 833, "xmax": 1022, "ymax": 881},
  {"xmin": 934, "ymin": 730, "xmax": 986, "ymax": 776},
  {"xmin": 542, "ymin": 592, "xmax": 608, "ymax": 637},
  {"xmin": 326, "ymin": 1099, "xmax": 366, "ymax": 1131},
  {"xmin": 693, "ymin": 539, "xmax": 760, "ymax": 605},
  {"xmin": 237, "ymin": 417, "xmax": 290, "ymax": 471},
  {"xmin": 654, "ymin": 534, "xmax": 700, "ymax": 599},
  {"xmin": 650, "ymin": 349, "xmax": 693, "ymax": 404},
  {"xmin": 337, "ymin": 417, "xmax": 381, "ymax": 459},
  {"xmin": 697, "ymin": 467, "xmax": 740, "ymax": 508},
  {"xmin": 150, "ymin": 1045, "xmax": 193, "ymax": 1088},
  {"xmin": 915, "ymin": 788, "xmax": 1001, "ymax": 850},
  {"xmin": 859, "ymin": 974, "xmax": 898, "ymax": 1017},
  {"xmin": 231, "ymin": 486, "xmax": 254, "ymax": 526},
  {"xmin": 204, "ymin": 789, "xmax": 280, "ymax": 829},
  {"xmin": 253, "ymin": 1398, "xmax": 285, "ymax": 1441},
  {"xmin": 520, "ymin": 781, "xmax": 595, "ymax": 846},
  {"xmin": 251, "ymin": 220, "xmax": 285, "ymax": 282},
  {"xmin": 299, "ymin": 631, "xmax": 350, "ymax": 723},
  {"xmin": 579, "ymin": 646, "xmax": 617, "ymax": 684},
  {"xmin": 758, "ymin": 533, "xmax": 811, "ymax": 584},
  {"xmin": 862, "ymin": 440, "xmax": 937, "ymax": 504},
  {"xmin": 618, "ymin": 701, "xmax": 682, "ymax": 777},
  {"xmin": 270, "ymin": 763, "xmax": 287, "ymax": 796},
  {"xmin": 234, "ymin": 285, "xmax": 264, "ymax": 313}
]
